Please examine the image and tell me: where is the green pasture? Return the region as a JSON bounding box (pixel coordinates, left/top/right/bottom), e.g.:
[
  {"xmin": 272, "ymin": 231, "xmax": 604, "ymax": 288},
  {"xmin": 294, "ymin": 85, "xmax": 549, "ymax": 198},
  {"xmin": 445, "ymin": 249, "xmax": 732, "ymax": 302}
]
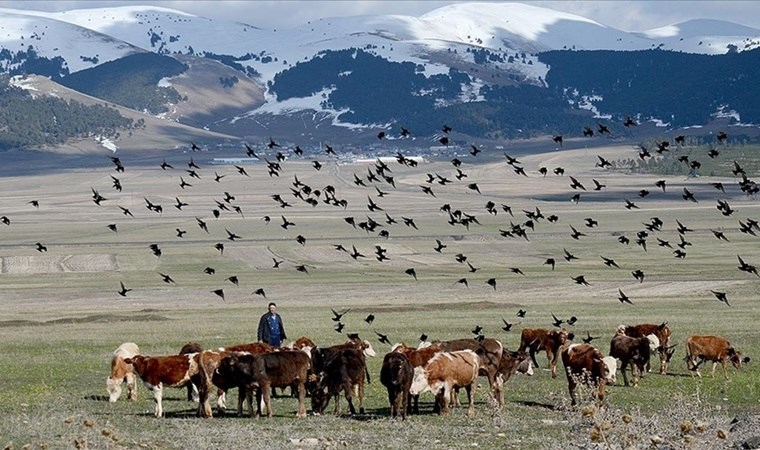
[{"xmin": 0, "ymin": 146, "xmax": 758, "ymax": 449}]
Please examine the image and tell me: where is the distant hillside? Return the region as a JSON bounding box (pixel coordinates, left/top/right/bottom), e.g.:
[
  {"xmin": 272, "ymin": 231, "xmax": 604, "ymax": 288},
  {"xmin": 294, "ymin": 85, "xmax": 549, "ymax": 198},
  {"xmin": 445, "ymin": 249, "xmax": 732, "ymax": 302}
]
[{"xmin": 57, "ymin": 53, "xmax": 188, "ymax": 115}]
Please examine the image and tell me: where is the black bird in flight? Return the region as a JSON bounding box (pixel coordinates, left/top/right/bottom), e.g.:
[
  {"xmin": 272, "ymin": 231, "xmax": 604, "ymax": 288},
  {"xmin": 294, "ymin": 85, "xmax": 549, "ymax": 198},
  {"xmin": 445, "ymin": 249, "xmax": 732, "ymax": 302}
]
[
  {"xmin": 331, "ymin": 308, "xmax": 350, "ymax": 322},
  {"xmin": 486, "ymin": 278, "xmax": 496, "ymax": 290},
  {"xmin": 567, "ymin": 316, "xmax": 578, "ymax": 326},
  {"xmin": 601, "ymin": 256, "xmax": 620, "ymax": 268},
  {"xmin": 118, "ymin": 206, "xmax": 133, "ymax": 217},
  {"xmin": 582, "ymin": 331, "xmax": 600, "ymax": 344},
  {"xmin": 160, "ymin": 159, "xmax": 173, "ymax": 170},
  {"xmin": 654, "ymin": 179, "xmax": 667, "ymax": 192},
  {"xmin": 281, "ymin": 216, "xmax": 295, "ymax": 229},
  {"xmin": 118, "ymin": 281, "xmax": 132, "ymax": 297},
  {"xmin": 29, "ymin": 200, "xmax": 40, "ymax": 208},
  {"xmin": 191, "ymin": 142, "xmax": 201, "ymax": 152},
  {"xmin": 517, "ymin": 309, "xmax": 526, "ymax": 318},
  {"xmin": 159, "ymin": 273, "xmax": 175, "ymax": 284},
  {"xmin": 501, "ymin": 318, "xmax": 515, "ymax": 332},
  {"xmin": 272, "ymin": 258, "xmax": 283, "ymax": 268},
  {"xmin": 544, "ymin": 258, "xmax": 556, "ymax": 271},
  {"xmin": 618, "ymin": 289, "xmax": 633, "ymax": 305},
  {"xmin": 212, "ymin": 289, "xmax": 225, "ymax": 301},
  {"xmin": 552, "ymin": 135, "xmax": 563, "ymax": 147},
  {"xmin": 456, "ymin": 278, "xmax": 469, "ymax": 287},
  {"xmin": 203, "ymin": 267, "xmax": 216, "ymax": 275},
  {"xmin": 365, "ymin": 314, "xmax": 375, "ymax": 324},
  {"xmin": 295, "ymin": 265, "xmax": 310, "ymax": 274},
  {"xmin": 710, "ymin": 290, "xmax": 730, "ymax": 307},
  {"xmin": 253, "ymin": 288, "xmax": 267, "ymax": 299},
  {"xmin": 467, "ymin": 183, "xmax": 481, "ymax": 194},
  {"xmin": 375, "ymin": 331, "xmax": 391, "ymax": 345},
  {"xmin": 571, "ymin": 275, "xmax": 590, "ymax": 286},
  {"xmin": 569, "ymin": 176, "xmax": 586, "ymax": 190},
  {"xmin": 596, "ymin": 155, "xmax": 612, "ymax": 168},
  {"xmin": 196, "ymin": 217, "xmax": 209, "ymax": 233},
  {"xmin": 107, "ymin": 224, "xmax": 118, "ymax": 233},
  {"xmin": 471, "ymin": 325, "xmax": 483, "ymax": 336},
  {"xmin": 226, "ymin": 276, "xmax": 239, "ymax": 286},
  {"xmin": 632, "ymin": 269, "xmax": 645, "ymax": 283},
  {"xmin": 334, "ymin": 322, "xmax": 345, "ymax": 333},
  {"xmin": 405, "ymin": 268, "xmax": 417, "ymax": 280},
  {"xmin": 569, "ymin": 225, "xmax": 586, "ymax": 240},
  {"xmin": 563, "ymin": 248, "xmax": 578, "ymax": 262},
  {"xmin": 592, "ymin": 179, "xmax": 606, "ymax": 191},
  {"xmin": 551, "ymin": 313, "xmax": 564, "ymax": 328},
  {"xmin": 433, "ymin": 239, "xmax": 447, "ymax": 253},
  {"xmin": 226, "ymin": 229, "xmax": 241, "ymax": 241},
  {"xmin": 737, "ymin": 255, "xmax": 759, "ymax": 277},
  {"xmin": 149, "ymin": 243, "xmax": 161, "ymax": 258},
  {"xmin": 0, "ymin": 215, "xmax": 10, "ymax": 225},
  {"xmin": 711, "ymin": 229, "xmax": 730, "ymax": 241}
]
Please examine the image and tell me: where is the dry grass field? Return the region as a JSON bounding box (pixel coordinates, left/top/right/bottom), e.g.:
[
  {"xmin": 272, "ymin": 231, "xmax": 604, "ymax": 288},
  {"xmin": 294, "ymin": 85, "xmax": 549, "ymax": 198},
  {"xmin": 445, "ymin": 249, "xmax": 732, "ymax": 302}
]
[{"xmin": 0, "ymin": 142, "xmax": 758, "ymax": 449}]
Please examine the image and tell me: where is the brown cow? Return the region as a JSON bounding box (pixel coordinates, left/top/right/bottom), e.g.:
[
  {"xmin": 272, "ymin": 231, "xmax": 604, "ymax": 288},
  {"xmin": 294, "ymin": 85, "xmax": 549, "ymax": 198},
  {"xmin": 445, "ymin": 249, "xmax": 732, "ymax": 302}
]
[
  {"xmin": 107, "ymin": 342, "xmax": 139, "ymax": 403},
  {"xmin": 408, "ymin": 350, "xmax": 480, "ymax": 416},
  {"xmin": 195, "ymin": 342, "xmax": 276, "ymax": 417},
  {"xmin": 380, "ymin": 352, "xmax": 414, "ymax": 419},
  {"xmin": 617, "ymin": 322, "xmax": 674, "ymax": 374},
  {"xmin": 518, "ymin": 328, "xmax": 572, "ymax": 378},
  {"xmin": 609, "ymin": 335, "xmax": 650, "ymax": 387},
  {"xmin": 438, "ymin": 338, "xmax": 505, "ymax": 407},
  {"xmin": 311, "ymin": 347, "xmax": 366, "ymax": 415},
  {"xmin": 685, "ymin": 335, "xmax": 750, "ymax": 380},
  {"xmin": 179, "ymin": 342, "xmax": 203, "ymax": 402},
  {"xmin": 125, "ymin": 353, "xmax": 200, "ymax": 417},
  {"xmin": 216, "ymin": 351, "xmax": 310, "ymax": 418},
  {"xmin": 561, "ymin": 344, "xmax": 615, "ymax": 407}
]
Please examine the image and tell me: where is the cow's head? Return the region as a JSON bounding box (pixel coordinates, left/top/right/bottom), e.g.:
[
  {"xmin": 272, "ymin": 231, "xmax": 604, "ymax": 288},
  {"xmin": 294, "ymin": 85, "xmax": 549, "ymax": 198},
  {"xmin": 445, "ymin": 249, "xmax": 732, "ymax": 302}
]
[
  {"xmin": 310, "ymin": 384, "xmax": 330, "ymax": 414},
  {"xmin": 514, "ymin": 351, "xmax": 534, "ymax": 376},
  {"xmin": 601, "ymin": 356, "xmax": 617, "ymax": 384},
  {"xmin": 728, "ymin": 348, "xmax": 748, "ymax": 369},
  {"xmin": 551, "ymin": 329, "xmax": 571, "ymax": 345},
  {"xmin": 615, "ymin": 324, "xmax": 628, "ymax": 336},
  {"xmin": 361, "ymin": 340, "xmax": 377, "ymax": 358},
  {"xmin": 408, "ymin": 367, "xmax": 430, "ymax": 396}
]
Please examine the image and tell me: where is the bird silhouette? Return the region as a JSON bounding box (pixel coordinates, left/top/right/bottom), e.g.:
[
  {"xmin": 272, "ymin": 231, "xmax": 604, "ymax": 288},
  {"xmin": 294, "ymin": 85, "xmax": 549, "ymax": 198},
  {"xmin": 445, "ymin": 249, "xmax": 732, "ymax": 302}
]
[
  {"xmin": 632, "ymin": 269, "xmax": 645, "ymax": 283},
  {"xmin": 331, "ymin": 308, "xmax": 350, "ymax": 321},
  {"xmin": 710, "ymin": 290, "xmax": 730, "ymax": 306},
  {"xmin": 226, "ymin": 229, "xmax": 241, "ymax": 241},
  {"xmin": 334, "ymin": 322, "xmax": 345, "ymax": 333},
  {"xmin": 655, "ymin": 180, "xmax": 667, "ymax": 192},
  {"xmin": 159, "ymin": 273, "xmax": 175, "ymax": 284},
  {"xmin": 737, "ymin": 255, "xmax": 759, "ymax": 277},
  {"xmin": 582, "ymin": 331, "xmax": 600, "ymax": 344},
  {"xmin": 117, "ymin": 281, "xmax": 132, "ymax": 297},
  {"xmin": 149, "ymin": 244, "xmax": 161, "ymax": 258},
  {"xmin": 572, "ymin": 275, "xmax": 590, "ymax": 286},
  {"xmin": 107, "ymin": 224, "xmax": 117, "ymax": 233},
  {"xmin": 456, "ymin": 278, "xmax": 469, "ymax": 287},
  {"xmin": 551, "ymin": 313, "xmax": 564, "ymax": 327},
  {"xmin": 196, "ymin": 217, "xmax": 209, "ymax": 233},
  {"xmin": 467, "ymin": 183, "xmax": 481, "ymax": 194},
  {"xmin": 375, "ymin": 331, "xmax": 391, "ymax": 345},
  {"xmin": 295, "ymin": 265, "xmax": 310, "ymax": 274},
  {"xmin": 29, "ymin": 200, "xmax": 39, "ymax": 208},
  {"xmin": 160, "ymin": 159, "xmax": 173, "ymax": 170},
  {"xmin": 91, "ymin": 188, "xmax": 108, "ymax": 205},
  {"xmin": 472, "ymin": 325, "xmax": 483, "ymax": 336},
  {"xmin": 567, "ymin": 316, "xmax": 578, "ymax": 326},
  {"xmin": 569, "ymin": 225, "xmax": 586, "ymax": 240},
  {"xmin": 711, "ymin": 229, "xmax": 730, "ymax": 242},
  {"xmin": 569, "ymin": 176, "xmax": 586, "ymax": 191},
  {"xmin": 433, "ymin": 239, "xmax": 447, "ymax": 253},
  {"xmin": 601, "ymin": 256, "xmax": 620, "ymax": 268},
  {"xmin": 253, "ymin": 288, "xmax": 266, "ymax": 299},
  {"xmin": 0, "ymin": 215, "xmax": 10, "ymax": 226},
  {"xmin": 226, "ymin": 276, "xmax": 239, "ymax": 286},
  {"xmin": 501, "ymin": 318, "xmax": 515, "ymax": 332},
  {"xmin": 296, "ymin": 235, "xmax": 307, "ymax": 246},
  {"xmin": 486, "ymin": 278, "xmax": 496, "ymax": 290},
  {"xmin": 203, "ymin": 267, "xmax": 216, "ymax": 275},
  {"xmin": 552, "ymin": 135, "xmax": 563, "ymax": 147},
  {"xmin": 563, "ymin": 248, "xmax": 578, "ymax": 262},
  {"xmin": 405, "ymin": 268, "xmax": 417, "ymax": 280},
  {"xmin": 618, "ymin": 289, "xmax": 633, "ymax": 305},
  {"xmin": 517, "ymin": 309, "xmax": 526, "ymax": 318},
  {"xmin": 212, "ymin": 289, "xmax": 225, "ymax": 301},
  {"xmin": 544, "ymin": 258, "xmax": 556, "ymax": 271},
  {"xmin": 592, "ymin": 179, "xmax": 606, "ymax": 191},
  {"xmin": 364, "ymin": 314, "xmax": 375, "ymax": 324},
  {"xmin": 272, "ymin": 258, "xmax": 283, "ymax": 268},
  {"xmin": 281, "ymin": 216, "xmax": 295, "ymax": 229}
]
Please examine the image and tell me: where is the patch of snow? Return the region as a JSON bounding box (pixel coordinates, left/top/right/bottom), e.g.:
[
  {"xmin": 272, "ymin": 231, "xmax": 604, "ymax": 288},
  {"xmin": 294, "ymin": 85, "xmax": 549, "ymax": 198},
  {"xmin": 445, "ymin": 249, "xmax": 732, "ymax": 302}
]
[
  {"xmin": 157, "ymin": 77, "xmax": 173, "ymax": 88},
  {"xmin": 96, "ymin": 136, "xmax": 118, "ymax": 152}
]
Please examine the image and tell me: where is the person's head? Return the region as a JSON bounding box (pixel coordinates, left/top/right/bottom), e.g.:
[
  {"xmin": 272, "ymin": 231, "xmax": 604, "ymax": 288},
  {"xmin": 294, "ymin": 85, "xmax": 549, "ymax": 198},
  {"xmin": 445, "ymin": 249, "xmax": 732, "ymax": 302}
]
[{"xmin": 268, "ymin": 302, "xmax": 277, "ymax": 314}]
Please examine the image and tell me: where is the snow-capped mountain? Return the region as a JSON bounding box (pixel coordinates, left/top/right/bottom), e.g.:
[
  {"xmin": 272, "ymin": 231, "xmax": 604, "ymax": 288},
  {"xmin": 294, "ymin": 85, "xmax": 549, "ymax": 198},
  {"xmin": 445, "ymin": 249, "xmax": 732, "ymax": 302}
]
[{"xmin": 1, "ymin": 2, "xmax": 759, "ymax": 149}]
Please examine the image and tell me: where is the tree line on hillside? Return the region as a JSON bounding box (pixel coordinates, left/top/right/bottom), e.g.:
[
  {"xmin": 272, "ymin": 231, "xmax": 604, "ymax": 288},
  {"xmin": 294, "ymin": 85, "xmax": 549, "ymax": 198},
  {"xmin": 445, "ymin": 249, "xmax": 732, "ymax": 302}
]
[{"xmin": 0, "ymin": 76, "xmax": 134, "ymax": 150}]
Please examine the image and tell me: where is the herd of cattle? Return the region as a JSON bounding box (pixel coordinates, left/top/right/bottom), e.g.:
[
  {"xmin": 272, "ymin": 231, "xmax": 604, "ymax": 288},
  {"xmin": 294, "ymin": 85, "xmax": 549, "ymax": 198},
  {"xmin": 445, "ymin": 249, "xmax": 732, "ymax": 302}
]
[{"xmin": 107, "ymin": 323, "xmax": 750, "ymax": 419}]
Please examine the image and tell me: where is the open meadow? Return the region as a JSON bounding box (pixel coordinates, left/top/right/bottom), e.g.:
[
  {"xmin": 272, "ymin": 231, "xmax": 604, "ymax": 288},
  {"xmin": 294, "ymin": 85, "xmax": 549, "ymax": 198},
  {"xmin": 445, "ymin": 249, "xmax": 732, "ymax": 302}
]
[{"xmin": 0, "ymin": 142, "xmax": 758, "ymax": 449}]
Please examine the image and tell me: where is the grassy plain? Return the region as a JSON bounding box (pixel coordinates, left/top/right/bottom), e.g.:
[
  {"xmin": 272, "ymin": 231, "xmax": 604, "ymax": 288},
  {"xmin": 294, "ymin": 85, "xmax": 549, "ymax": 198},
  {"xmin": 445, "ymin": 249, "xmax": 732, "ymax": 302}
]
[{"xmin": 0, "ymin": 143, "xmax": 758, "ymax": 449}]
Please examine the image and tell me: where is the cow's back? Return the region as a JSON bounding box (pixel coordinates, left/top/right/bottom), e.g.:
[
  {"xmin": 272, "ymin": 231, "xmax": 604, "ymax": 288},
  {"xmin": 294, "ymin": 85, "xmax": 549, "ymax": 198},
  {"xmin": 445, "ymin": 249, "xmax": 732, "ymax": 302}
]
[{"xmin": 426, "ymin": 350, "xmax": 480, "ymax": 385}]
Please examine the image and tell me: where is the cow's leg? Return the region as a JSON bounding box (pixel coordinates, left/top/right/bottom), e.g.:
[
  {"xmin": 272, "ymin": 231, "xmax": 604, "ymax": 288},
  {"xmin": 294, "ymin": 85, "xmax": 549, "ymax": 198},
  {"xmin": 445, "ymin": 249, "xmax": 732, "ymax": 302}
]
[
  {"xmin": 440, "ymin": 385, "xmax": 451, "ymax": 415},
  {"xmin": 358, "ymin": 381, "xmax": 365, "ymax": 415},
  {"xmin": 126, "ymin": 373, "xmax": 137, "ymax": 401},
  {"xmin": 493, "ymin": 374, "xmax": 505, "ymax": 409},
  {"xmin": 721, "ymin": 360, "xmax": 730, "ymax": 380},
  {"xmin": 263, "ymin": 383, "xmax": 274, "ymax": 418},
  {"xmin": 567, "ymin": 376, "xmax": 578, "ymax": 407},
  {"xmin": 548, "ymin": 350, "xmax": 560, "ymax": 378},
  {"xmin": 597, "ymin": 382, "xmax": 606, "ymax": 406},
  {"xmin": 196, "ymin": 379, "xmax": 213, "ymax": 418},
  {"xmin": 659, "ymin": 353, "xmax": 667, "ymax": 375},
  {"xmin": 388, "ymin": 389, "xmax": 396, "ymax": 418},
  {"xmin": 530, "ymin": 349, "xmax": 540, "ymax": 369},
  {"xmin": 710, "ymin": 361, "xmax": 718, "ymax": 378},
  {"xmin": 465, "ymin": 383, "xmax": 475, "ymax": 417},
  {"xmin": 621, "ymin": 361, "xmax": 630, "ymax": 387},
  {"xmin": 216, "ymin": 388, "xmax": 227, "ymax": 413},
  {"xmin": 151, "ymin": 384, "xmax": 164, "ymax": 418}
]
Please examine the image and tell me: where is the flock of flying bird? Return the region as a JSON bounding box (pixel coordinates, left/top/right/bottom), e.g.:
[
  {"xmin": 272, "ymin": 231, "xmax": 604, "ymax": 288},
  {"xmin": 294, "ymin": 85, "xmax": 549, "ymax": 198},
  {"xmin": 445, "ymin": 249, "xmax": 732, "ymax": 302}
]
[{"xmin": 3, "ymin": 119, "xmax": 759, "ymax": 345}]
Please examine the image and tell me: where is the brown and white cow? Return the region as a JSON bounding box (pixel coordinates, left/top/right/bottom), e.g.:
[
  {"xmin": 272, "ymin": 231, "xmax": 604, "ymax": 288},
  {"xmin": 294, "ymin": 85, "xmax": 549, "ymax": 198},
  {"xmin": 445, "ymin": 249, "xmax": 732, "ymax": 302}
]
[
  {"xmin": 215, "ymin": 350, "xmax": 311, "ymax": 418},
  {"xmin": 518, "ymin": 328, "xmax": 572, "ymax": 378},
  {"xmin": 685, "ymin": 335, "xmax": 750, "ymax": 380},
  {"xmin": 391, "ymin": 342, "xmax": 444, "ymax": 414},
  {"xmin": 409, "ymin": 350, "xmax": 480, "ymax": 416},
  {"xmin": 609, "ymin": 335, "xmax": 651, "ymax": 387},
  {"xmin": 380, "ymin": 351, "xmax": 414, "ymax": 419},
  {"xmin": 561, "ymin": 344, "xmax": 615, "ymax": 407},
  {"xmin": 438, "ymin": 338, "xmax": 505, "ymax": 407},
  {"xmin": 311, "ymin": 347, "xmax": 367, "ymax": 415},
  {"xmin": 617, "ymin": 322, "xmax": 674, "ymax": 374},
  {"xmin": 124, "ymin": 353, "xmax": 200, "ymax": 418},
  {"xmin": 107, "ymin": 342, "xmax": 139, "ymax": 403}
]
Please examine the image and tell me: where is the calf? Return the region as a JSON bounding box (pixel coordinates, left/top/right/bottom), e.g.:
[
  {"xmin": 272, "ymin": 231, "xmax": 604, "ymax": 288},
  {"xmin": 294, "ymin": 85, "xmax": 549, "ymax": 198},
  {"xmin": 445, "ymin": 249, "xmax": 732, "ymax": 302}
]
[
  {"xmin": 609, "ymin": 335, "xmax": 650, "ymax": 387},
  {"xmin": 518, "ymin": 328, "xmax": 572, "ymax": 378},
  {"xmin": 215, "ymin": 351, "xmax": 310, "ymax": 418},
  {"xmin": 561, "ymin": 344, "xmax": 614, "ymax": 407},
  {"xmin": 124, "ymin": 353, "xmax": 199, "ymax": 417},
  {"xmin": 380, "ymin": 352, "xmax": 414, "ymax": 419},
  {"xmin": 288, "ymin": 336, "xmax": 317, "ymax": 358},
  {"xmin": 617, "ymin": 322, "xmax": 674, "ymax": 374},
  {"xmin": 391, "ymin": 342, "xmax": 443, "ymax": 414},
  {"xmin": 107, "ymin": 342, "xmax": 139, "ymax": 403},
  {"xmin": 311, "ymin": 347, "xmax": 366, "ymax": 415},
  {"xmin": 685, "ymin": 335, "xmax": 750, "ymax": 380},
  {"xmin": 438, "ymin": 338, "xmax": 505, "ymax": 407},
  {"xmin": 409, "ymin": 350, "xmax": 480, "ymax": 416},
  {"xmin": 179, "ymin": 342, "xmax": 203, "ymax": 402}
]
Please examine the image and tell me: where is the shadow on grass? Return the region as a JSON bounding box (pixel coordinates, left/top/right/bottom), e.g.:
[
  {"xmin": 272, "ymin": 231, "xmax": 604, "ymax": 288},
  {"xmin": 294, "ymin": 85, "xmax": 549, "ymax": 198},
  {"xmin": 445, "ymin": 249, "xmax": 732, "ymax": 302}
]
[{"xmin": 515, "ymin": 400, "xmax": 557, "ymax": 410}]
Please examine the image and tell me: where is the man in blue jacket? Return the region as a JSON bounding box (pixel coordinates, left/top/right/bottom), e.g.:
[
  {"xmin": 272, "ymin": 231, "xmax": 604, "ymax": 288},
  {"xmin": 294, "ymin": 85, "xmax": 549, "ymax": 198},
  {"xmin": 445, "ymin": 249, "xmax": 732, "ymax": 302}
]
[{"xmin": 257, "ymin": 302, "xmax": 287, "ymax": 347}]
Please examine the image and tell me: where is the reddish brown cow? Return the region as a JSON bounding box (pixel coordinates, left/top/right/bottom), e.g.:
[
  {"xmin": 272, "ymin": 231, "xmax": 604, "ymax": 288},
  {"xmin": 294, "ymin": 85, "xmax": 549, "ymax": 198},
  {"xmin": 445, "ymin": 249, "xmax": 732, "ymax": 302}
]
[
  {"xmin": 409, "ymin": 350, "xmax": 480, "ymax": 416},
  {"xmin": 107, "ymin": 342, "xmax": 139, "ymax": 403},
  {"xmin": 311, "ymin": 347, "xmax": 366, "ymax": 415},
  {"xmin": 216, "ymin": 351, "xmax": 311, "ymax": 418},
  {"xmin": 617, "ymin": 322, "xmax": 674, "ymax": 374},
  {"xmin": 125, "ymin": 353, "xmax": 200, "ymax": 417},
  {"xmin": 380, "ymin": 352, "xmax": 414, "ymax": 419},
  {"xmin": 438, "ymin": 338, "xmax": 505, "ymax": 406},
  {"xmin": 609, "ymin": 335, "xmax": 650, "ymax": 387},
  {"xmin": 561, "ymin": 344, "xmax": 615, "ymax": 407},
  {"xmin": 518, "ymin": 328, "xmax": 572, "ymax": 378},
  {"xmin": 685, "ymin": 335, "xmax": 750, "ymax": 380}
]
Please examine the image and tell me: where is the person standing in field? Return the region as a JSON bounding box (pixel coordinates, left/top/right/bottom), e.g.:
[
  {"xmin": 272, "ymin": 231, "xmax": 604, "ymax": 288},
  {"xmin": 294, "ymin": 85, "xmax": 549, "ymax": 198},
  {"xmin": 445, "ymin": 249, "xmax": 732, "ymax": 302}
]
[{"xmin": 257, "ymin": 302, "xmax": 287, "ymax": 347}]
